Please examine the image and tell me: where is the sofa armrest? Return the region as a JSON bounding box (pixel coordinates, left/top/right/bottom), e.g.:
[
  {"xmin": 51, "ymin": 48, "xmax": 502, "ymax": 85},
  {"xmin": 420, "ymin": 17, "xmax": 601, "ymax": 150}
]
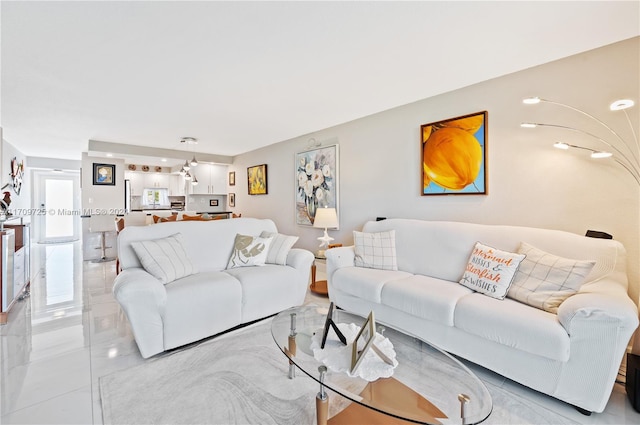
[
  {"xmin": 325, "ymin": 246, "xmax": 355, "ymax": 281},
  {"xmin": 113, "ymin": 268, "xmax": 168, "ymax": 358},
  {"xmin": 286, "ymin": 248, "xmax": 314, "ymax": 272},
  {"xmin": 557, "ymin": 290, "xmax": 639, "ymax": 337}
]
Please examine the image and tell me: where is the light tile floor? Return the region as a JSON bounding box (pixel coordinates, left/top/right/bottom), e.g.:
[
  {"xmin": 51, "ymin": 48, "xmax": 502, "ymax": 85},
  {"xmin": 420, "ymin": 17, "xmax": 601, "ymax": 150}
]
[{"xmin": 1, "ymin": 241, "xmax": 639, "ymax": 424}]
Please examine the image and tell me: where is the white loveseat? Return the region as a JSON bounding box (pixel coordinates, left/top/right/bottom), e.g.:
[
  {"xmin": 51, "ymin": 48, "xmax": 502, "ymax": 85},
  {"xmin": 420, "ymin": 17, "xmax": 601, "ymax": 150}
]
[
  {"xmin": 326, "ymin": 219, "xmax": 639, "ymax": 413},
  {"xmin": 113, "ymin": 218, "xmax": 314, "ymax": 358}
]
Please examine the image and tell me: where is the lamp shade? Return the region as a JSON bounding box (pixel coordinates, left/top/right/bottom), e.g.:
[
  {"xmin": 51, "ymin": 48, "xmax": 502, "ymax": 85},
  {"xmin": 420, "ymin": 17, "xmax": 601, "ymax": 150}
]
[{"xmin": 313, "ymin": 207, "xmax": 338, "ymax": 229}]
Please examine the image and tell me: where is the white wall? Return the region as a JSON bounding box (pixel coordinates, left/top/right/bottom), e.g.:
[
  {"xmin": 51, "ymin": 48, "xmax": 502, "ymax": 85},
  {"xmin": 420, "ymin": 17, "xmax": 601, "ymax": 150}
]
[
  {"xmin": 2, "ymin": 139, "xmax": 31, "ymax": 215},
  {"xmin": 80, "ymin": 153, "xmax": 125, "ymax": 212},
  {"xmin": 231, "ymin": 37, "xmax": 640, "ymax": 303},
  {"xmin": 80, "ymin": 153, "xmax": 125, "ymax": 260}
]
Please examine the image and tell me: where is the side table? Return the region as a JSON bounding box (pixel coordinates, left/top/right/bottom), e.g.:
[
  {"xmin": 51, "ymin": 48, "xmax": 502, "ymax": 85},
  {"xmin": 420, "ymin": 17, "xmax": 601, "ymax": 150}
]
[
  {"xmin": 310, "ymin": 255, "xmax": 328, "ymax": 296},
  {"xmin": 309, "ymin": 244, "xmax": 341, "ymax": 296}
]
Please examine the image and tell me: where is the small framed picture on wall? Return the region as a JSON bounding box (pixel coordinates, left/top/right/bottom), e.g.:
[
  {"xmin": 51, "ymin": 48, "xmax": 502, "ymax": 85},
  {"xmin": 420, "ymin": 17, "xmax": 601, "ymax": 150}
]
[
  {"xmin": 209, "ymin": 199, "xmax": 219, "ymax": 207},
  {"xmin": 93, "ymin": 163, "xmax": 116, "ymax": 186},
  {"xmin": 229, "ymin": 171, "xmax": 236, "ymax": 186},
  {"xmin": 229, "ymin": 193, "xmax": 236, "ymax": 207}
]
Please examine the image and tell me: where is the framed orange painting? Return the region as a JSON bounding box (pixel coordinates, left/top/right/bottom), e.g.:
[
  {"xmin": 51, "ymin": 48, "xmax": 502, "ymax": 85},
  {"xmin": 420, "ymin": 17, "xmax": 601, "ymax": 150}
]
[{"xmin": 421, "ymin": 111, "xmax": 487, "ymax": 195}]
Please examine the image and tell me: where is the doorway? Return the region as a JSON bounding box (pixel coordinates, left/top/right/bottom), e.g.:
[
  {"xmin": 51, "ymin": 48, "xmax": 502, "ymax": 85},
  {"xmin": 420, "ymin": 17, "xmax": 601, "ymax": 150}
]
[{"xmin": 34, "ymin": 171, "xmax": 81, "ymax": 243}]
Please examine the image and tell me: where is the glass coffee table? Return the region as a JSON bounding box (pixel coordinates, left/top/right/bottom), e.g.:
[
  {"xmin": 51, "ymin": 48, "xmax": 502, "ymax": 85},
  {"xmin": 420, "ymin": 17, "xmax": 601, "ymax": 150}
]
[{"xmin": 271, "ymin": 305, "xmax": 492, "ymax": 425}]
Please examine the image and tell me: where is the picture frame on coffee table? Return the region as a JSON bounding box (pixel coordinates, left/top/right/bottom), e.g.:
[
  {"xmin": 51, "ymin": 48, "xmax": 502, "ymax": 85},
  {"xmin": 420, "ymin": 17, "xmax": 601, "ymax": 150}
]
[{"xmin": 351, "ymin": 311, "xmax": 376, "ymax": 373}]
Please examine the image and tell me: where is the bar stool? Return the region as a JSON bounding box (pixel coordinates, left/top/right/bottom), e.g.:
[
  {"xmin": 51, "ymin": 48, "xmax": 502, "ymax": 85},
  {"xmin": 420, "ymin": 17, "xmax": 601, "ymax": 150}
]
[{"xmin": 89, "ymin": 215, "xmax": 116, "ymax": 263}]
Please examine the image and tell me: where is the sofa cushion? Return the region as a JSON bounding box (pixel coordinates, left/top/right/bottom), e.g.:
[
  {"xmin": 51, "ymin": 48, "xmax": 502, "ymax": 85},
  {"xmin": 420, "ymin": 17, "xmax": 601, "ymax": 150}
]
[
  {"xmin": 260, "ymin": 231, "xmax": 299, "ymax": 265},
  {"xmin": 381, "ymin": 275, "xmax": 473, "ymax": 326},
  {"xmin": 226, "ymin": 234, "xmax": 273, "ymax": 268},
  {"xmin": 163, "ymin": 271, "xmax": 243, "ymax": 350},
  {"xmin": 225, "ymin": 265, "xmax": 305, "ymax": 322},
  {"xmin": 508, "ymin": 242, "xmax": 596, "ymax": 313},
  {"xmin": 331, "ymin": 267, "xmax": 412, "ymax": 304},
  {"xmin": 459, "ymin": 242, "xmax": 526, "ymax": 299},
  {"xmin": 131, "ymin": 233, "xmax": 197, "ymax": 284},
  {"xmin": 454, "ymin": 293, "xmax": 570, "ymax": 361},
  {"xmin": 353, "ymin": 230, "xmax": 398, "ymax": 271}
]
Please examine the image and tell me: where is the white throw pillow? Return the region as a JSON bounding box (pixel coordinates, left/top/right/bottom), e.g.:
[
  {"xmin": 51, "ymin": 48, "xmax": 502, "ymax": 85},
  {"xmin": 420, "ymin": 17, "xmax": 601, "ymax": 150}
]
[
  {"xmin": 131, "ymin": 233, "xmax": 197, "ymax": 284},
  {"xmin": 353, "ymin": 230, "xmax": 398, "ymax": 271},
  {"xmin": 260, "ymin": 231, "xmax": 299, "ymax": 265},
  {"xmin": 227, "ymin": 234, "xmax": 273, "ymax": 268},
  {"xmin": 459, "ymin": 242, "xmax": 526, "ymax": 300},
  {"xmin": 507, "ymin": 242, "xmax": 595, "ymax": 313}
]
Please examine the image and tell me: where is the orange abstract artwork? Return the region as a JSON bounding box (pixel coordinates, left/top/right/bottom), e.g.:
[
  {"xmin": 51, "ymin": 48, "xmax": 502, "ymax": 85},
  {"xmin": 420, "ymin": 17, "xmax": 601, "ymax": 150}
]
[{"xmin": 421, "ymin": 112, "xmax": 487, "ymax": 195}]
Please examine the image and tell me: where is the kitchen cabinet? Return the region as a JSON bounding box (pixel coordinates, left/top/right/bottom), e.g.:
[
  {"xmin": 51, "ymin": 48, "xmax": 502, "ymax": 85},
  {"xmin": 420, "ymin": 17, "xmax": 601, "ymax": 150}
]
[
  {"xmin": 125, "ymin": 171, "xmax": 145, "ymax": 196},
  {"xmin": 190, "ymin": 164, "xmax": 228, "ymax": 195},
  {"xmin": 169, "ymin": 174, "xmax": 185, "ymax": 196},
  {"xmin": 144, "ymin": 173, "xmax": 170, "ymax": 189},
  {"xmin": 125, "ymin": 171, "xmax": 172, "ymax": 195},
  {"xmin": 0, "ymin": 223, "xmax": 30, "ymax": 324}
]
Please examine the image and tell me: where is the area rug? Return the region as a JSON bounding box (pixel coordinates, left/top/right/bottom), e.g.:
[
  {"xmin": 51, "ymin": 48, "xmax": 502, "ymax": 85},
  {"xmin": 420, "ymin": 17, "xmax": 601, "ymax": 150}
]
[{"xmin": 100, "ymin": 318, "xmax": 578, "ymax": 425}]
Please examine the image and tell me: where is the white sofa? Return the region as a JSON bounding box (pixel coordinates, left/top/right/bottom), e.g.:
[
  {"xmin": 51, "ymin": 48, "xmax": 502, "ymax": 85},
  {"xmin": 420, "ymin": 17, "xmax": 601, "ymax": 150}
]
[
  {"xmin": 113, "ymin": 218, "xmax": 314, "ymax": 358},
  {"xmin": 326, "ymin": 219, "xmax": 639, "ymax": 413}
]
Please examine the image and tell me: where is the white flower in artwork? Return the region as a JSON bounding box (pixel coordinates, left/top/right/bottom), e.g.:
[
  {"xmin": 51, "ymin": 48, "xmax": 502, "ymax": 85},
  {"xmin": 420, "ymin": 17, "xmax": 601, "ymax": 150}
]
[
  {"xmin": 305, "ymin": 162, "xmax": 314, "ymax": 175},
  {"xmin": 322, "ymin": 164, "xmax": 331, "ymax": 177},
  {"xmin": 304, "ymin": 180, "xmax": 314, "ymax": 197},
  {"xmin": 316, "ymin": 188, "xmax": 325, "ymax": 202},
  {"xmin": 311, "ymin": 169, "xmax": 324, "ymax": 187},
  {"xmin": 298, "ymin": 171, "xmax": 307, "ymax": 188}
]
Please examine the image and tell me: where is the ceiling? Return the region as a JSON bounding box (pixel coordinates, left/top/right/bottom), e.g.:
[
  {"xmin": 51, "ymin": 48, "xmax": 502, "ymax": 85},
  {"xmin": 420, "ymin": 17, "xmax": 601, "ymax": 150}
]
[{"xmin": 2, "ymin": 1, "xmax": 639, "ymax": 165}]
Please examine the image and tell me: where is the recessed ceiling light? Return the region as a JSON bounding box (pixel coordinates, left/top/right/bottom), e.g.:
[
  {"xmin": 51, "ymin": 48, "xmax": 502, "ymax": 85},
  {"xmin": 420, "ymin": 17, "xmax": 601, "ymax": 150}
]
[
  {"xmin": 106, "ymin": 153, "xmax": 113, "ymax": 157},
  {"xmin": 161, "ymin": 158, "xmax": 167, "ymax": 162},
  {"xmin": 522, "ymin": 97, "xmax": 541, "ymax": 105},
  {"xmin": 609, "ymin": 99, "xmax": 634, "ymax": 111}
]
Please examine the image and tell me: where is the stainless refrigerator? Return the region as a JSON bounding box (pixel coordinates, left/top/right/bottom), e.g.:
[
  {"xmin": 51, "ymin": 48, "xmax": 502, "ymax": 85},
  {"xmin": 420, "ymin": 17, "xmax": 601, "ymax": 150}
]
[{"xmin": 124, "ymin": 179, "xmax": 131, "ymax": 213}]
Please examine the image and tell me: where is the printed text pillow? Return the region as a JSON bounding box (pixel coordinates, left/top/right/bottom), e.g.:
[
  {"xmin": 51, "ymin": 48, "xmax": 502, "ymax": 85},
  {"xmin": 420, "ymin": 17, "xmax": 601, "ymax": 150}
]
[{"xmin": 459, "ymin": 242, "xmax": 526, "ymax": 299}]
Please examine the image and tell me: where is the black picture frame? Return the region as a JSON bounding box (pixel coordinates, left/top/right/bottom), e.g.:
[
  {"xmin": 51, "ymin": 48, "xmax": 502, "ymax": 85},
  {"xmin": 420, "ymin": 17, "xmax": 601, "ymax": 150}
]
[
  {"xmin": 209, "ymin": 199, "xmax": 219, "ymax": 207},
  {"xmin": 320, "ymin": 302, "xmax": 346, "ymax": 349},
  {"xmin": 93, "ymin": 163, "xmax": 116, "ymax": 186}
]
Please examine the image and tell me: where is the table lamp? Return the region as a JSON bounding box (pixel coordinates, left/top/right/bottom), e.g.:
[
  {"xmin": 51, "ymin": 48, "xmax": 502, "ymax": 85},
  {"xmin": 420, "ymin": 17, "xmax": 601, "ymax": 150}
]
[{"xmin": 313, "ymin": 207, "xmax": 338, "ymax": 256}]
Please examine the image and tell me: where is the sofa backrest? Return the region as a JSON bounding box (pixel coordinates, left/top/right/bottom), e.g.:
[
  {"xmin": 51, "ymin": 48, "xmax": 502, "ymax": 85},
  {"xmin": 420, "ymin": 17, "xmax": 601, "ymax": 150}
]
[
  {"xmin": 118, "ymin": 218, "xmax": 278, "ymax": 272},
  {"xmin": 362, "ymin": 219, "xmax": 627, "ymax": 291}
]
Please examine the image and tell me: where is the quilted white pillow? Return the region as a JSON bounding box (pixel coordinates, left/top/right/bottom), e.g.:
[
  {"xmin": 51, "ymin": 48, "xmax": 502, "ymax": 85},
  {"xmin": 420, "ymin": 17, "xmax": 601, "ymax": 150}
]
[
  {"xmin": 131, "ymin": 233, "xmax": 197, "ymax": 284},
  {"xmin": 507, "ymin": 242, "xmax": 595, "ymax": 313},
  {"xmin": 353, "ymin": 230, "xmax": 398, "ymax": 271},
  {"xmin": 227, "ymin": 234, "xmax": 273, "ymax": 268},
  {"xmin": 459, "ymin": 242, "xmax": 526, "ymax": 300},
  {"xmin": 260, "ymin": 231, "xmax": 299, "ymax": 265}
]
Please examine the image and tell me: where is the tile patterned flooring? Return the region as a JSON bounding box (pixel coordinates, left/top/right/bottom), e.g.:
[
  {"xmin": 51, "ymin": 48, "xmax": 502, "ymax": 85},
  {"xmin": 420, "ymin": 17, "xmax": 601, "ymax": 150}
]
[{"xmin": 1, "ymin": 241, "xmax": 639, "ymax": 424}]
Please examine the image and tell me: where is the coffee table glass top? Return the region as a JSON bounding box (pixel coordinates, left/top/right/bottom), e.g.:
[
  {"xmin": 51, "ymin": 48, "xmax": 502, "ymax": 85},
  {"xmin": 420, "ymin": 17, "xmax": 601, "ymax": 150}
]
[{"xmin": 271, "ymin": 305, "xmax": 492, "ymax": 424}]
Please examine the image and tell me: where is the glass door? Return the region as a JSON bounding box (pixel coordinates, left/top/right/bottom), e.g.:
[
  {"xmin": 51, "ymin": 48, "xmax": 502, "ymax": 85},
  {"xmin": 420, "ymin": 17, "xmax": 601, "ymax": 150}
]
[{"xmin": 35, "ymin": 171, "xmax": 80, "ymax": 243}]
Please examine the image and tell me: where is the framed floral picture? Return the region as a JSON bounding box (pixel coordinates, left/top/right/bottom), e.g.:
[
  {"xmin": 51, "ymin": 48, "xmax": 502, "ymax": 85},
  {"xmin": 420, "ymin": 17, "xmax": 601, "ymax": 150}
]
[
  {"xmin": 421, "ymin": 111, "xmax": 487, "ymax": 195},
  {"xmin": 247, "ymin": 164, "xmax": 268, "ymax": 195},
  {"xmin": 93, "ymin": 163, "xmax": 116, "ymax": 186},
  {"xmin": 295, "ymin": 144, "xmax": 339, "ymax": 226}
]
